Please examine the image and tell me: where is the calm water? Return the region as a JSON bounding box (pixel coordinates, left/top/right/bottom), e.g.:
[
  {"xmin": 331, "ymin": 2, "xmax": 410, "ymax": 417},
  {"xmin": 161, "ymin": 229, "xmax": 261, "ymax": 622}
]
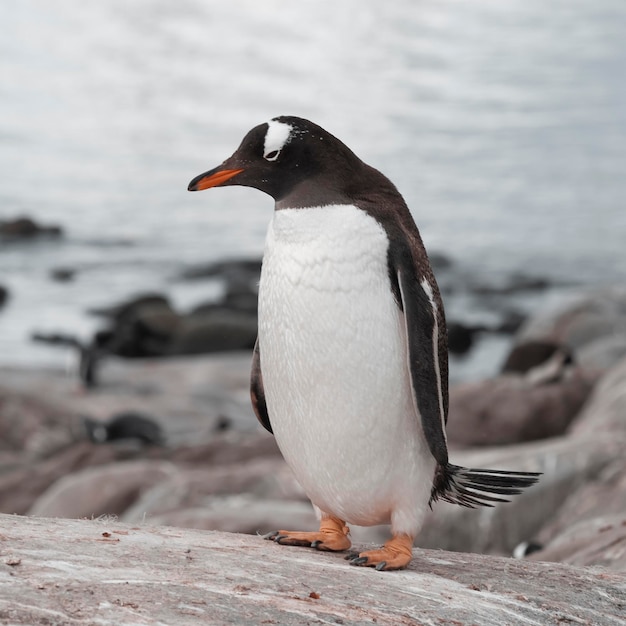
[{"xmin": 1, "ymin": 0, "xmax": 626, "ymax": 378}]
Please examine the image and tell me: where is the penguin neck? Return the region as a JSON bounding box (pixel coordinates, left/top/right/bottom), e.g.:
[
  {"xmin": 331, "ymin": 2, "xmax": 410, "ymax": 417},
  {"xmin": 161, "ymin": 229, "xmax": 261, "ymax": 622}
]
[{"xmin": 274, "ymin": 177, "xmax": 351, "ymax": 211}]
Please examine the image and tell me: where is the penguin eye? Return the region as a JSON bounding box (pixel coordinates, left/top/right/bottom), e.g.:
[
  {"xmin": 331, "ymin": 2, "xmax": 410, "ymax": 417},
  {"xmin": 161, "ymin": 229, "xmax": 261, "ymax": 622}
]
[{"xmin": 264, "ymin": 149, "xmax": 280, "ymax": 162}]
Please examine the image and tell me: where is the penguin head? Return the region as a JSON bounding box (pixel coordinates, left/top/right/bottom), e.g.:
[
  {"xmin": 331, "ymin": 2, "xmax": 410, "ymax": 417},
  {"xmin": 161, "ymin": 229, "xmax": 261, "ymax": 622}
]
[{"xmin": 188, "ymin": 116, "xmax": 363, "ymax": 204}]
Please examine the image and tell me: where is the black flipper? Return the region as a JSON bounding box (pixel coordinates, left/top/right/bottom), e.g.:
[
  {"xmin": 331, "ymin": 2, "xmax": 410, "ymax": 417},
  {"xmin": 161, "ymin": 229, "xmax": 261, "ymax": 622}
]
[
  {"xmin": 386, "ymin": 225, "xmax": 541, "ymax": 507},
  {"xmin": 250, "ymin": 337, "xmax": 273, "ymax": 434},
  {"xmin": 429, "ymin": 464, "xmax": 541, "ymax": 508},
  {"xmin": 389, "ymin": 236, "xmax": 449, "ymax": 467}
]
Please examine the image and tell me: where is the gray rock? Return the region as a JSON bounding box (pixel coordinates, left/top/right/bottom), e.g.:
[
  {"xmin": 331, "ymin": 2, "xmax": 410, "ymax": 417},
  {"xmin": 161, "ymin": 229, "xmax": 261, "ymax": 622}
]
[
  {"xmin": 0, "ymin": 442, "xmax": 120, "ymax": 515},
  {"xmin": 1, "ymin": 354, "xmax": 261, "ymax": 446},
  {"xmin": 179, "ymin": 257, "xmax": 262, "ymax": 283},
  {"xmin": 531, "ymin": 513, "xmax": 626, "ymax": 571},
  {"xmin": 144, "ymin": 496, "xmax": 318, "ymax": 535},
  {"xmin": 447, "ymin": 368, "xmax": 595, "ymax": 447},
  {"xmin": 534, "ymin": 457, "xmax": 626, "ymax": 550},
  {"xmin": 570, "ymin": 354, "xmax": 626, "ymax": 435},
  {"xmin": 122, "ymin": 458, "xmax": 306, "ymax": 524},
  {"xmin": 28, "ymin": 460, "xmax": 179, "ymax": 519},
  {"xmin": 0, "ymin": 387, "xmax": 72, "ymax": 456},
  {"xmin": 471, "ymin": 272, "xmax": 551, "ymax": 296},
  {"xmin": 1, "ymin": 514, "xmax": 624, "ymax": 626},
  {"xmin": 501, "ymin": 340, "xmax": 573, "ymax": 374},
  {"xmin": 515, "ymin": 286, "xmax": 626, "ymax": 367},
  {"xmin": 416, "ymin": 434, "xmax": 625, "ymax": 555},
  {"xmin": 578, "ymin": 333, "xmax": 626, "ymax": 371},
  {"xmin": 90, "ymin": 293, "xmax": 181, "ymax": 358},
  {"xmin": 168, "ymin": 309, "xmax": 257, "ymax": 354}
]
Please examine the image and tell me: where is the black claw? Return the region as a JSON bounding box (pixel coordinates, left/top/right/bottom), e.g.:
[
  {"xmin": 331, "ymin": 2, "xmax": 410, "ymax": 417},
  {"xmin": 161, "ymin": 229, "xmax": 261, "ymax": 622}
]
[
  {"xmin": 375, "ymin": 561, "xmax": 387, "ymax": 571},
  {"xmin": 263, "ymin": 531, "xmax": 280, "ymax": 541},
  {"xmin": 311, "ymin": 540, "xmax": 322, "ymax": 549},
  {"xmin": 349, "ymin": 556, "xmax": 369, "ymax": 566},
  {"xmin": 274, "ymin": 535, "xmax": 289, "ymax": 544},
  {"xmin": 344, "ymin": 551, "xmax": 360, "ymax": 560}
]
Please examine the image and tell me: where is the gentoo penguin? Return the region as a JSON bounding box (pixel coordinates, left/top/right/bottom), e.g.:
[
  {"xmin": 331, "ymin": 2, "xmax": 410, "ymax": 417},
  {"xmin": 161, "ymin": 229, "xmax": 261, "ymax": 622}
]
[
  {"xmin": 188, "ymin": 116, "xmax": 540, "ymax": 571},
  {"xmin": 83, "ymin": 412, "xmax": 165, "ymax": 446}
]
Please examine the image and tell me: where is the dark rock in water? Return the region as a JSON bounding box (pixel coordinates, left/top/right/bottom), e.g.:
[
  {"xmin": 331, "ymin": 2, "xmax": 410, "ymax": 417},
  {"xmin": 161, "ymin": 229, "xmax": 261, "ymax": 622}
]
[
  {"xmin": 76, "ymin": 287, "xmax": 260, "ymax": 386},
  {"xmin": 168, "ymin": 310, "xmax": 257, "ymax": 355},
  {"xmin": 495, "ymin": 309, "xmax": 527, "ymax": 335},
  {"xmin": 88, "ymin": 293, "xmax": 173, "ymax": 320},
  {"xmin": 447, "ymin": 321, "xmax": 485, "ymax": 355},
  {"xmin": 215, "ymin": 416, "xmax": 232, "ymax": 431},
  {"xmin": 181, "ymin": 258, "xmax": 261, "ymax": 314},
  {"xmin": 77, "ymin": 294, "xmax": 181, "ymax": 386},
  {"xmin": 0, "ymin": 216, "xmax": 63, "ymax": 240},
  {"xmin": 82, "ymin": 412, "xmax": 165, "ymax": 446},
  {"xmin": 50, "ymin": 267, "xmax": 76, "ymax": 282},
  {"xmin": 191, "ymin": 279, "xmax": 258, "ymax": 316},
  {"xmin": 0, "ymin": 285, "xmax": 8, "ymax": 308},
  {"xmin": 180, "ymin": 258, "xmax": 262, "ymax": 282},
  {"xmin": 222, "ymin": 283, "xmax": 258, "ymax": 314},
  {"xmin": 89, "ymin": 293, "xmax": 180, "ymax": 358},
  {"xmin": 471, "ymin": 272, "xmax": 551, "ymax": 296}
]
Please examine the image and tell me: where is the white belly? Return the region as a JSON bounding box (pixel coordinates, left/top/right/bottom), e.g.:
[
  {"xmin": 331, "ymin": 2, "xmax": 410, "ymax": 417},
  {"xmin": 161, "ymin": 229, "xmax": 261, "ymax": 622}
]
[{"xmin": 258, "ymin": 205, "xmax": 435, "ymax": 534}]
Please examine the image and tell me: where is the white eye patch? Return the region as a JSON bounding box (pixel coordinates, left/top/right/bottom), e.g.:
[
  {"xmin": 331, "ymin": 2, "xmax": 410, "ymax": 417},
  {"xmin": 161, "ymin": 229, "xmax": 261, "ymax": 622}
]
[{"xmin": 263, "ymin": 120, "xmax": 293, "ymax": 161}]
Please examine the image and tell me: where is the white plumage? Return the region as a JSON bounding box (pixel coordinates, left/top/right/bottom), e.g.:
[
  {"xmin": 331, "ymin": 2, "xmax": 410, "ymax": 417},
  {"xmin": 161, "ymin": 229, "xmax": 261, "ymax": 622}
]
[{"xmin": 258, "ymin": 204, "xmax": 436, "ymax": 537}]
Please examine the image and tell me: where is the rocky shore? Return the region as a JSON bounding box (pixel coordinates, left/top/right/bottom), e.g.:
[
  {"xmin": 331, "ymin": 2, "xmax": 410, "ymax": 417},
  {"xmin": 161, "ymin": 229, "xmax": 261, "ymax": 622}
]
[
  {"xmin": 2, "ymin": 219, "xmax": 626, "ymax": 619},
  {"xmin": 2, "ymin": 284, "xmax": 626, "ymax": 571}
]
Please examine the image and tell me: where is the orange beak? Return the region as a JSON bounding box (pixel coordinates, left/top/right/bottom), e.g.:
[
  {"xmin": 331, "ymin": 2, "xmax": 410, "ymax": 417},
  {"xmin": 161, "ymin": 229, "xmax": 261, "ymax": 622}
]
[{"xmin": 188, "ymin": 168, "xmax": 244, "ymax": 191}]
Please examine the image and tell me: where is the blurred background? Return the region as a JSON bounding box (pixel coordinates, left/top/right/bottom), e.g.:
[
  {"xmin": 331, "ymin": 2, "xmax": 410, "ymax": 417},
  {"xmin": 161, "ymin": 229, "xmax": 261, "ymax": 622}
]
[{"xmin": 2, "ymin": 0, "xmax": 625, "ymax": 379}]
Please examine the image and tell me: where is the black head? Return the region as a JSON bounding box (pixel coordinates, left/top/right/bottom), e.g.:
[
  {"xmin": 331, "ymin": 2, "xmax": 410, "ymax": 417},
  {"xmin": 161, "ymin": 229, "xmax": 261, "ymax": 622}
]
[{"xmin": 187, "ymin": 116, "xmax": 368, "ymax": 205}]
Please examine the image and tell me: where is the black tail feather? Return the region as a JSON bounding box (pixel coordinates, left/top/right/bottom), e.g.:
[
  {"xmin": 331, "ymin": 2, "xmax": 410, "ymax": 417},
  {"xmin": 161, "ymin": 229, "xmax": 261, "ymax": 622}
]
[{"xmin": 429, "ymin": 463, "xmax": 541, "ymax": 509}]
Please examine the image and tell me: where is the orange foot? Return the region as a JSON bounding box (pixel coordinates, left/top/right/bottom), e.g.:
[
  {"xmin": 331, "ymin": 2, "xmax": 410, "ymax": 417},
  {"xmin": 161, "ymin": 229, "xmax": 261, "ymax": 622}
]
[
  {"xmin": 346, "ymin": 533, "xmax": 414, "ymax": 571},
  {"xmin": 264, "ymin": 515, "xmax": 351, "ymax": 552}
]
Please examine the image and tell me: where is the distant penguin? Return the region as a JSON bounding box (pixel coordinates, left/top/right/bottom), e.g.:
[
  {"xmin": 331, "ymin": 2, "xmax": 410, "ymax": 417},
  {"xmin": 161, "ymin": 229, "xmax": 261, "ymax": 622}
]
[
  {"xmin": 513, "ymin": 541, "xmax": 544, "ymax": 559},
  {"xmin": 83, "ymin": 412, "xmax": 165, "ymax": 446},
  {"xmin": 502, "ymin": 340, "xmax": 575, "ymax": 385},
  {"xmin": 188, "ymin": 116, "xmax": 540, "ymax": 571}
]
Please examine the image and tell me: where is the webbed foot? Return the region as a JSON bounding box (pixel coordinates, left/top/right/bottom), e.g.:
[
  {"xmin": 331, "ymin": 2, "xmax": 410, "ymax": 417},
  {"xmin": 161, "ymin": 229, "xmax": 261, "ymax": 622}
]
[
  {"xmin": 264, "ymin": 515, "xmax": 351, "ymax": 552},
  {"xmin": 346, "ymin": 533, "xmax": 413, "ymax": 571}
]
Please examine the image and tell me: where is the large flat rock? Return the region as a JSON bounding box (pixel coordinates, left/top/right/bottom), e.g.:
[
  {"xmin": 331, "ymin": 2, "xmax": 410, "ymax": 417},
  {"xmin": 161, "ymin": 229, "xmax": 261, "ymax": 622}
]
[{"xmin": 0, "ymin": 514, "xmax": 624, "ymax": 625}]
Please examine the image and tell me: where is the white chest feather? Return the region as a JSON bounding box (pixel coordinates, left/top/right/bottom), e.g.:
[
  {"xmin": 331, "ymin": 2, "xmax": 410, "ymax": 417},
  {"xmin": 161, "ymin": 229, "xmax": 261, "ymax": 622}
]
[{"xmin": 258, "ymin": 205, "xmax": 434, "ymax": 532}]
